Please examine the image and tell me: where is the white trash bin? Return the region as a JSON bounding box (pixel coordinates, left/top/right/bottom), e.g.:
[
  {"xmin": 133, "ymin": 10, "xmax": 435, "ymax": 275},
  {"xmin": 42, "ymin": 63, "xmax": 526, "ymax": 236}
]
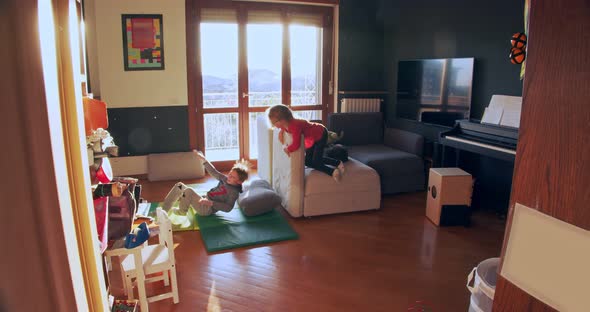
[{"xmin": 467, "ymin": 257, "xmax": 499, "ymax": 312}]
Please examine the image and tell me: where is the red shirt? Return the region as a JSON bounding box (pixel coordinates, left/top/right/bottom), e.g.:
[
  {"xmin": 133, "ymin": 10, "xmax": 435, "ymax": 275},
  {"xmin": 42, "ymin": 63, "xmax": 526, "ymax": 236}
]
[{"xmin": 283, "ymin": 119, "xmax": 325, "ymax": 153}]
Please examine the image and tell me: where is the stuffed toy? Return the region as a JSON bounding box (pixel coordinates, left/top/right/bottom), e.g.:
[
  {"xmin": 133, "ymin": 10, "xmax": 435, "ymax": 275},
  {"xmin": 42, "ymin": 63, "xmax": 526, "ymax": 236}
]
[
  {"xmin": 325, "ymin": 144, "xmax": 349, "ymax": 163},
  {"xmin": 327, "ymin": 130, "xmax": 344, "ymax": 145},
  {"xmin": 511, "ymin": 32, "xmax": 527, "ymax": 49},
  {"xmin": 87, "ymin": 128, "xmax": 118, "ymax": 156},
  {"xmin": 509, "ymin": 32, "xmax": 527, "ymax": 64},
  {"xmin": 324, "ymin": 130, "xmax": 348, "ymax": 162},
  {"xmin": 510, "ymin": 47, "xmax": 526, "ymax": 64}
]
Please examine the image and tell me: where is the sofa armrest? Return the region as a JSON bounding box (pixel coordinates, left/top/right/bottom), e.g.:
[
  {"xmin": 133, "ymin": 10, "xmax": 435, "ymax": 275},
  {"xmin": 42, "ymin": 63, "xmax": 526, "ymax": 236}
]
[
  {"xmin": 256, "ymin": 115, "xmax": 273, "ymax": 183},
  {"xmin": 384, "ymin": 128, "xmax": 424, "ymax": 157},
  {"xmin": 272, "ymin": 128, "xmax": 305, "ymax": 217}
]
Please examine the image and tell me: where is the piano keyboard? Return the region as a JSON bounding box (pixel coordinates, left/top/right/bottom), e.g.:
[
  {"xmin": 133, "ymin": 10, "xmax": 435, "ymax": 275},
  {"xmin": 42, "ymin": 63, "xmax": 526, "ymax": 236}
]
[{"xmin": 445, "ymin": 136, "xmax": 516, "ymax": 155}]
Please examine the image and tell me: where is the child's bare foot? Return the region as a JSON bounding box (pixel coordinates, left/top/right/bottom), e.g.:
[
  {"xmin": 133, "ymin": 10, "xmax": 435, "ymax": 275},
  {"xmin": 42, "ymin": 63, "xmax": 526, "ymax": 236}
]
[
  {"xmin": 338, "ymin": 161, "xmax": 345, "ymax": 176},
  {"xmin": 332, "ymin": 168, "xmax": 341, "ymax": 183}
]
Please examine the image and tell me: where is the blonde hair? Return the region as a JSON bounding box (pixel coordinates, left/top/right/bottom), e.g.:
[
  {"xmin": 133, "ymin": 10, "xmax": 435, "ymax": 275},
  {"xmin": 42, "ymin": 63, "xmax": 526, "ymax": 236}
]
[
  {"xmin": 231, "ymin": 159, "xmax": 251, "ymax": 182},
  {"xmin": 267, "ymin": 104, "xmax": 293, "ymax": 123}
]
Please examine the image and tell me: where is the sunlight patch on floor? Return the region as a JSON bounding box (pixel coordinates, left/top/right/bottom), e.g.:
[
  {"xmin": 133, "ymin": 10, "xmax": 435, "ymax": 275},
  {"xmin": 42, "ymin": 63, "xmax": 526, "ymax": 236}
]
[{"xmin": 207, "ymin": 281, "xmax": 221, "ymax": 312}]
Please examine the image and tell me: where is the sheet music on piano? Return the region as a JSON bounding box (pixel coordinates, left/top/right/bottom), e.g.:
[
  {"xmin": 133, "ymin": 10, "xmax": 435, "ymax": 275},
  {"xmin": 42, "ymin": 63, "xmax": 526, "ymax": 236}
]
[
  {"xmin": 481, "ymin": 95, "xmax": 522, "ymax": 128},
  {"xmin": 481, "ymin": 106, "xmax": 503, "ymax": 125}
]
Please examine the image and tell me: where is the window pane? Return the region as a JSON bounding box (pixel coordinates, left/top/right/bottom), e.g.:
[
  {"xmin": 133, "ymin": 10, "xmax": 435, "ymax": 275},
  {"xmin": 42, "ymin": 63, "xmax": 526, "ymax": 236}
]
[
  {"xmin": 248, "ymin": 24, "xmax": 282, "ymax": 107},
  {"xmin": 204, "ymin": 113, "xmax": 239, "ymax": 161},
  {"xmin": 248, "ymin": 112, "xmax": 267, "ymax": 159},
  {"xmin": 201, "ymin": 23, "xmax": 238, "ymax": 108},
  {"xmin": 290, "ymin": 25, "xmax": 320, "ymax": 106},
  {"xmin": 292, "ymin": 110, "xmax": 322, "ymax": 122}
]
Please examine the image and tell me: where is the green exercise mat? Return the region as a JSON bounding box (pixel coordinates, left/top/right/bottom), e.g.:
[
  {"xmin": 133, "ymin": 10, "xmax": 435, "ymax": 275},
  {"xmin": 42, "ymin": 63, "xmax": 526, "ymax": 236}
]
[{"xmin": 196, "ymin": 207, "xmax": 299, "ymax": 253}]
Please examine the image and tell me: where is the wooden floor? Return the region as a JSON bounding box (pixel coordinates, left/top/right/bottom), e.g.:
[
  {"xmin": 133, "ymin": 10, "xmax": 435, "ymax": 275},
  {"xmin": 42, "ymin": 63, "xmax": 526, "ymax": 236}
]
[{"xmin": 108, "ymin": 175, "xmax": 506, "ymax": 312}]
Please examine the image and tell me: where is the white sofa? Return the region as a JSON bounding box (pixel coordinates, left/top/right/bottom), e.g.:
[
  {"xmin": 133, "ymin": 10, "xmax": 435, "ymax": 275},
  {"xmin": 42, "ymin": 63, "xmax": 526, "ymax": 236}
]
[{"xmin": 256, "ymin": 116, "xmax": 381, "ymax": 217}]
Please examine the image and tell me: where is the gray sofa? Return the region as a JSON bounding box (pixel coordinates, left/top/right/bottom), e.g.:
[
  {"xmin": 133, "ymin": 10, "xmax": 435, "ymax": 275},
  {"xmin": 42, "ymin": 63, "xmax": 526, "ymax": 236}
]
[{"xmin": 328, "ymin": 112, "xmax": 425, "ymax": 194}]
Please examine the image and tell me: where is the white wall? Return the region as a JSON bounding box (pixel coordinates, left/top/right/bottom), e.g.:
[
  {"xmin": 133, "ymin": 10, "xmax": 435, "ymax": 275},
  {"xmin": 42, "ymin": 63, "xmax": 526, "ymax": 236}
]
[{"xmin": 90, "ymin": 0, "xmax": 187, "ymax": 108}]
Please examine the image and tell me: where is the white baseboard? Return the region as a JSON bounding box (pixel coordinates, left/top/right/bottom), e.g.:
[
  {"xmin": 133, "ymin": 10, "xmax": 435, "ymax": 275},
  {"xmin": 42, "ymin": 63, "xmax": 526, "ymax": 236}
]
[{"xmin": 109, "ymin": 156, "xmax": 148, "ymax": 176}]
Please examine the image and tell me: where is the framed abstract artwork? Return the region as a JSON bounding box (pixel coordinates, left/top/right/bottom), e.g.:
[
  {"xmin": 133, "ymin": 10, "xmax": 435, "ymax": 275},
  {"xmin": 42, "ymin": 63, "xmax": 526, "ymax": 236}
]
[{"xmin": 121, "ymin": 14, "xmax": 164, "ymax": 71}]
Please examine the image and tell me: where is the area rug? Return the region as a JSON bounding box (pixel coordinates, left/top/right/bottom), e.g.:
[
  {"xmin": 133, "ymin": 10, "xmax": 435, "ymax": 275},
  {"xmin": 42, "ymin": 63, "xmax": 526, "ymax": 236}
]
[{"xmin": 196, "ymin": 207, "xmax": 299, "ymax": 253}]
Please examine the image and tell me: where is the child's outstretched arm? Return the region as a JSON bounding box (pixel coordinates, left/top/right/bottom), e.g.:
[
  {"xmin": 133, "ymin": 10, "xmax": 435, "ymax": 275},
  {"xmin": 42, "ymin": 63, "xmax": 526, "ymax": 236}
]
[
  {"xmin": 278, "ymin": 128, "xmax": 285, "ymax": 144},
  {"xmin": 193, "ymin": 150, "xmax": 227, "ymax": 182},
  {"xmin": 285, "ymin": 127, "xmax": 302, "ymax": 153}
]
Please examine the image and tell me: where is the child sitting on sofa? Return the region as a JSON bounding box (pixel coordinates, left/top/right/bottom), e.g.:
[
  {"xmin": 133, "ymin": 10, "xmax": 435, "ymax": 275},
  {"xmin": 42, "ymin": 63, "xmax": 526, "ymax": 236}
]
[
  {"xmin": 162, "ymin": 150, "xmax": 250, "ymax": 216},
  {"xmin": 267, "ymin": 104, "xmax": 345, "ymax": 182}
]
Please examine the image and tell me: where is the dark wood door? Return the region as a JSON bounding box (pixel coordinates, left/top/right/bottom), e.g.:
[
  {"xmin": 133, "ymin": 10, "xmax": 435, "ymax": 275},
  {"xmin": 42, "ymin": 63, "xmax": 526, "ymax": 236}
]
[{"xmin": 493, "ymin": 0, "xmax": 590, "ymax": 311}]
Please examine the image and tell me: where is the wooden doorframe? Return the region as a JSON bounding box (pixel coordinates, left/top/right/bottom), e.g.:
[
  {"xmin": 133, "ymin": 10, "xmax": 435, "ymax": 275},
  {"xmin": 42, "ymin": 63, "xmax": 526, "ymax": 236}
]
[
  {"xmin": 186, "ymin": 0, "xmax": 334, "ymax": 168},
  {"xmin": 281, "ymin": 10, "xmax": 292, "ymax": 107},
  {"xmin": 492, "ymin": 0, "xmax": 590, "ymax": 310},
  {"xmin": 237, "ymin": 6, "xmax": 249, "ymax": 160},
  {"xmin": 185, "ymin": 0, "xmax": 201, "ymax": 151},
  {"xmin": 54, "ymin": 0, "xmax": 110, "ymax": 309},
  {"xmin": 3, "ymin": 0, "xmax": 108, "ymax": 310}
]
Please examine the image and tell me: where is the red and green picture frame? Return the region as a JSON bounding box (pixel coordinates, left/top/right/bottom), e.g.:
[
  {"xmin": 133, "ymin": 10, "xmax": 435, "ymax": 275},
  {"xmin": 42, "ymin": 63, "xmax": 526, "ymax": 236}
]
[{"xmin": 121, "ymin": 14, "xmax": 164, "ymax": 71}]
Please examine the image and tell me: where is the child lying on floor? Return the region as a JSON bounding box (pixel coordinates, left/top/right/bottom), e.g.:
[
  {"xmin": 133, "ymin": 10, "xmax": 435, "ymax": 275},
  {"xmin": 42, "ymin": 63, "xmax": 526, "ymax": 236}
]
[{"xmin": 162, "ymin": 151, "xmax": 250, "ymax": 216}]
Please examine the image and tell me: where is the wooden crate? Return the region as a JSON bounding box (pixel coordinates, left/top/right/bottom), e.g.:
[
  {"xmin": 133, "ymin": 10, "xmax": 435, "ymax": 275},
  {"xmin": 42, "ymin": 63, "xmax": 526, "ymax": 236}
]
[{"xmin": 426, "ymin": 168, "xmax": 473, "ymax": 226}]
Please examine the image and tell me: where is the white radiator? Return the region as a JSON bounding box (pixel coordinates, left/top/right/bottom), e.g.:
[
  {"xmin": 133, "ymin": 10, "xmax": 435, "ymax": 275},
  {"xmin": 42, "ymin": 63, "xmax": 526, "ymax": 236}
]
[{"xmin": 341, "ymin": 98, "xmax": 381, "ymax": 113}]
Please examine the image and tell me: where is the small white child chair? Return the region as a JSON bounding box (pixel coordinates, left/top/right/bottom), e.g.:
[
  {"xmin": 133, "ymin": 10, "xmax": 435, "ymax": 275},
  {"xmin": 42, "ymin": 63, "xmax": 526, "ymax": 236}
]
[{"xmin": 121, "ymin": 208, "xmax": 179, "ymax": 306}]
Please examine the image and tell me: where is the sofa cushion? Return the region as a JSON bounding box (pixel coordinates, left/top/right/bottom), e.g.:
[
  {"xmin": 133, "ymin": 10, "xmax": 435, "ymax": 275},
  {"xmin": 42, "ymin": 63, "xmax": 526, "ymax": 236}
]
[
  {"xmin": 147, "ymin": 152, "xmax": 205, "ymax": 182},
  {"xmin": 347, "ymin": 144, "xmax": 424, "ymax": 177},
  {"xmin": 303, "ymin": 158, "xmax": 381, "ymax": 216},
  {"xmin": 238, "ymin": 179, "xmax": 281, "ymax": 217},
  {"xmin": 383, "ymin": 128, "xmax": 424, "ymax": 157},
  {"xmin": 304, "ymin": 158, "xmax": 379, "ymax": 196},
  {"xmin": 327, "ymin": 113, "xmax": 383, "ymax": 146}
]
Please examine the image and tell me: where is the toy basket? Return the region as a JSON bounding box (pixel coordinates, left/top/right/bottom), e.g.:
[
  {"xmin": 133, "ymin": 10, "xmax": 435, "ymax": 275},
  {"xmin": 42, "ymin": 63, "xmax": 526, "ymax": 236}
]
[{"xmin": 111, "ymin": 299, "xmax": 138, "ymax": 312}]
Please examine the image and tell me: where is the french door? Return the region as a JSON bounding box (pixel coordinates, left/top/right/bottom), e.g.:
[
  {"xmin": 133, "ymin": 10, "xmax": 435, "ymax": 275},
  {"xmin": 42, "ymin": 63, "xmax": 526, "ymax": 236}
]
[{"xmin": 187, "ymin": 1, "xmax": 333, "ymax": 166}]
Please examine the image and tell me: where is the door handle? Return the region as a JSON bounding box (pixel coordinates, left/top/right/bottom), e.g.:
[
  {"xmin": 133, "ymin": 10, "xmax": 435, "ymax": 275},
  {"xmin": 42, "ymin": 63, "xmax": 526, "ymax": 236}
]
[{"xmin": 242, "ymin": 92, "xmax": 249, "ymax": 98}]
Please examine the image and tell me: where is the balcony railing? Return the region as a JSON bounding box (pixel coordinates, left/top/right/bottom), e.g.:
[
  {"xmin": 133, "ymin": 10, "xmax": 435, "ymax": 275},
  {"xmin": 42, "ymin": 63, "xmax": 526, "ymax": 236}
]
[
  {"xmin": 204, "ymin": 113, "xmax": 239, "ymax": 151},
  {"xmin": 203, "ymin": 90, "xmax": 317, "ymax": 108},
  {"xmin": 203, "ymin": 90, "xmax": 321, "ymax": 160}
]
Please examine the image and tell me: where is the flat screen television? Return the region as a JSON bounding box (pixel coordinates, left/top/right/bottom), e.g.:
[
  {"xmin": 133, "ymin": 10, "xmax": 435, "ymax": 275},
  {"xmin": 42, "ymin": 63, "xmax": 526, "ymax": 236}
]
[{"xmin": 396, "ymin": 57, "xmax": 474, "ymax": 127}]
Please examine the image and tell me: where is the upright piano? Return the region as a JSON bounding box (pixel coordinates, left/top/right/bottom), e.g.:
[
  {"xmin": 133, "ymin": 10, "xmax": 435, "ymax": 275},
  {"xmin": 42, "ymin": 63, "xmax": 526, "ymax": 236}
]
[{"xmin": 439, "ymin": 119, "xmax": 519, "ymax": 165}]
